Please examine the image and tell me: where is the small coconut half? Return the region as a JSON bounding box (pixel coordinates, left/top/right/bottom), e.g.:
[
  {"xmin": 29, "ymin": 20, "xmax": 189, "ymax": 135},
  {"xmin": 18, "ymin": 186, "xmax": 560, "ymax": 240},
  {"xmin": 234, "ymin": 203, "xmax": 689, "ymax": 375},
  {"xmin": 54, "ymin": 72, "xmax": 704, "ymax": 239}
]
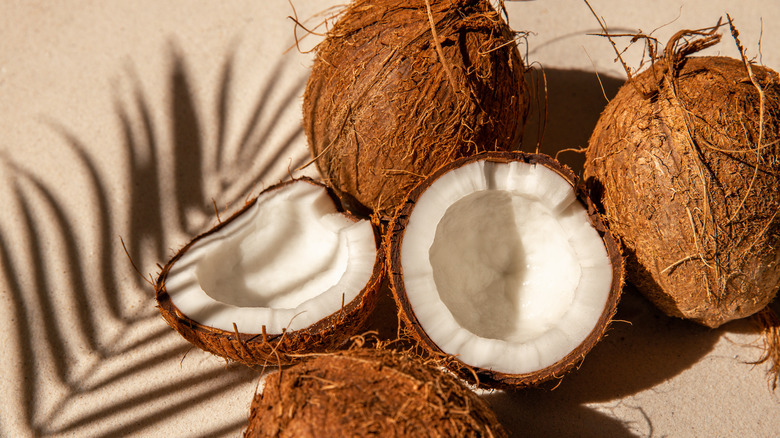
[
  {"xmin": 388, "ymin": 152, "xmax": 623, "ymax": 389},
  {"xmin": 155, "ymin": 178, "xmax": 384, "ymax": 366}
]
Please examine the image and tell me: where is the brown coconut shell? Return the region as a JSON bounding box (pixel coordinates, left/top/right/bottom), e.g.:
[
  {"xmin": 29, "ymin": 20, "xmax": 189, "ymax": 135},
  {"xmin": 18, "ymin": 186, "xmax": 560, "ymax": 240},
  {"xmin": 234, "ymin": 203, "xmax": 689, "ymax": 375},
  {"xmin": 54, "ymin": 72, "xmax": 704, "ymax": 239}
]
[
  {"xmin": 584, "ymin": 42, "xmax": 780, "ymax": 328},
  {"xmin": 155, "ymin": 178, "xmax": 385, "ymax": 366},
  {"xmin": 303, "ymin": 0, "xmax": 529, "ymax": 220},
  {"xmin": 244, "ymin": 344, "xmax": 507, "ymax": 438},
  {"xmin": 387, "ymin": 151, "xmax": 624, "ymax": 389}
]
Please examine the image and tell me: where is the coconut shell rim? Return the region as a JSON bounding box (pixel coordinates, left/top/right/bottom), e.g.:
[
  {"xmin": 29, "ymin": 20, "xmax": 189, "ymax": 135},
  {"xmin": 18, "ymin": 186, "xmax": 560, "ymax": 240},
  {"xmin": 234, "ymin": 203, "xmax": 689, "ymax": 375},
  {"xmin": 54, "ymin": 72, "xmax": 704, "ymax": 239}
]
[
  {"xmin": 155, "ymin": 176, "xmax": 386, "ymax": 366},
  {"xmin": 387, "ymin": 151, "xmax": 625, "ymax": 389}
]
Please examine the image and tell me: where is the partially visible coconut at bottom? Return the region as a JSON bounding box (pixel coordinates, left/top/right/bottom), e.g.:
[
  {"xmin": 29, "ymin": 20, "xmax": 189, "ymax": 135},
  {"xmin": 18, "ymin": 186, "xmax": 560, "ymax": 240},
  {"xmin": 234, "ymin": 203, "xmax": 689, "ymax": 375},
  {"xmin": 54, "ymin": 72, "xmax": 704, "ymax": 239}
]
[{"xmin": 244, "ymin": 345, "xmax": 507, "ymax": 437}]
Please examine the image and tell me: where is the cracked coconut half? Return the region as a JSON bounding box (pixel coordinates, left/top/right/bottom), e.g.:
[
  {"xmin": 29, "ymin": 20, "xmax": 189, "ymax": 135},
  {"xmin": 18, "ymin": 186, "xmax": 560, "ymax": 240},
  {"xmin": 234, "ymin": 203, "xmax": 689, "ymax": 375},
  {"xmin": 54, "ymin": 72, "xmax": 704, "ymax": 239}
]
[
  {"xmin": 155, "ymin": 178, "xmax": 384, "ymax": 365},
  {"xmin": 388, "ymin": 152, "xmax": 623, "ymax": 389}
]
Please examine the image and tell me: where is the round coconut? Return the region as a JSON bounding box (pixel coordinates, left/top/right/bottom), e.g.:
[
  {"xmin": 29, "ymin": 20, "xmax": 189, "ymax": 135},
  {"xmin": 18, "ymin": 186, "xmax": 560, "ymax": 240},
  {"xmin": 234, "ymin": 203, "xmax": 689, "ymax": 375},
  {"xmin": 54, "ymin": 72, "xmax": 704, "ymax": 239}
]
[
  {"xmin": 244, "ymin": 345, "xmax": 507, "ymax": 438},
  {"xmin": 155, "ymin": 178, "xmax": 385, "ymax": 366},
  {"xmin": 303, "ymin": 0, "xmax": 529, "ymax": 219},
  {"xmin": 387, "ymin": 151, "xmax": 623, "ymax": 389},
  {"xmin": 584, "ymin": 32, "xmax": 780, "ymax": 328}
]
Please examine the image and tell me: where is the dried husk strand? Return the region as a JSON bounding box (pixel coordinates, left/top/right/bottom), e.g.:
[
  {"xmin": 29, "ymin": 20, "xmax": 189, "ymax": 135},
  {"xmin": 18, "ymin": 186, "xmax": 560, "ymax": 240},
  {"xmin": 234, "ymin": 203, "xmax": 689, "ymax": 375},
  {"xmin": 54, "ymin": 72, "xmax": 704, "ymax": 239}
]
[
  {"xmin": 155, "ymin": 178, "xmax": 385, "ymax": 367},
  {"xmin": 728, "ymin": 18, "xmax": 780, "ymax": 390},
  {"xmin": 750, "ymin": 305, "xmax": 780, "ymax": 390}
]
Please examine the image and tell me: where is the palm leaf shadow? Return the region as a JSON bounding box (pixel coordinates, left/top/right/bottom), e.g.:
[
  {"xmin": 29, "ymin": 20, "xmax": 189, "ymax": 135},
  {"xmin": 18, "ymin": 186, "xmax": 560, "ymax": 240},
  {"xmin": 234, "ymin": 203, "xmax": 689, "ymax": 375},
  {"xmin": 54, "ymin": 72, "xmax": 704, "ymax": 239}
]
[
  {"xmin": 121, "ymin": 67, "xmax": 168, "ymax": 278},
  {"xmin": 170, "ymin": 43, "xmax": 207, "ymax": 232},
  {"xmin": 13, "ymin": 180, "xmax": 72, "ymax": 387},
  {"xmin": 216, "ymin": 50, "xmax": 312, "ymax": 205},
  {"xmin": 213, "ymin": 39, "xmax": 234, "ymax": 176},
  {"xmin": 17, "ymin": 171, "xmax": 104, "ymax": 355},
  {"xmin": 0, "ymin": 228, "xmax": 37, "ymax": 432},
  {"xmin": 2, "ymin": 36, "xmax": 310, "ymax": 436},
  {"xmin": 234, "ymin": 56, "xmax": 305, "ymax": 167},
  {"xmin": 44, "ymin": 123, "xmax": 133, "ymax": 322},
  {"xmin": 90, "ymin": 375, "xmax": 252, "ymax": 438},
  {"xmin": 55, "ymin": 367, "xmax": 248, "ymax": 435}
]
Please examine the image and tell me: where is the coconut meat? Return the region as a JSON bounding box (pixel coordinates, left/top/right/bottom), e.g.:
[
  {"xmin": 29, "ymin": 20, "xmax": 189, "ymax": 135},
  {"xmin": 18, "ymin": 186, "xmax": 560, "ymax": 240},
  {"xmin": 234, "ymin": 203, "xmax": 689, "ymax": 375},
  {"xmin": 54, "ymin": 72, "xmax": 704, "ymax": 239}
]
[
  {"xmin": 400, "ymin": 161, "xmax": 612, "ymax": 375},
  {"xmin": 162, "ymin": 181, "xmax": 376, "ymax": 334}
]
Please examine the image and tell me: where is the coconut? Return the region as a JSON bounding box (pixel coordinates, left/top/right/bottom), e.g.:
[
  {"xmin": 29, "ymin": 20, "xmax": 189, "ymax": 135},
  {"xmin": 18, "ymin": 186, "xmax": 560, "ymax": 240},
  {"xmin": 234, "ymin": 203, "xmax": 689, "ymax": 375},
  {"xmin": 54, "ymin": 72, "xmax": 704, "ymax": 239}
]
[
  {"xmin": 584, "ymin": 28, "xmax": 780, "ymax": 329},
  {"xmin": 155, "ymin": 178, "xmax": 384, "ymax": 366},
  {"xmin": 386, "ymin": 151, "xmax": 623, "ymax": 389},
  {"xmin": 303, "ymin": 0, "xmax": 529, "ymax": 219},
  {"xmin": 244, "ymin": 344, "xmax": 507, "ymax": 438}
]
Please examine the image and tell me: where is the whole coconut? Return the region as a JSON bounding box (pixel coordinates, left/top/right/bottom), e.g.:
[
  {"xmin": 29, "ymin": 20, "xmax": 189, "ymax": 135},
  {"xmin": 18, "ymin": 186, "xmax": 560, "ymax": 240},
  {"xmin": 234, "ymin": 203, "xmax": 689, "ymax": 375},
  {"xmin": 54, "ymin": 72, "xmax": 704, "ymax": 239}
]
[
  {"xmin": 244, "ymin": 345, "xmax": 507, "ymax": 437},
  {"xmin": 304, "ymin": 0, "xmax": 529, "ymax": 219},
  {"xmin": 584, "ymin": 28, "xmax": 780, "ymax": 328}
]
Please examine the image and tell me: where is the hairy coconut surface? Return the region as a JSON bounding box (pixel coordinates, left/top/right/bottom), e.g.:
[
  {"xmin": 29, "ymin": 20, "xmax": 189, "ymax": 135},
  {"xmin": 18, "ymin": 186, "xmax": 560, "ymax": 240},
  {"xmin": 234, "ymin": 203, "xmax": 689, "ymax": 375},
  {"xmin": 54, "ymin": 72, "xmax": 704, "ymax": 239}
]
[
  {"xmin": 585, "ymin": 49, "xmax": 780, "ymax": 328},
  {"xmin": 303, "ymin": 0, "xmax": 529, "ymax": 219},
  {"xmin": 387, "ymin": 151, "xmax": 623, "ymax": 389},
  {"xmin": 155, "ymin": 178, "xmax": 384, "ymax": 366},
  {"xmin": 244, "ymin": 344, "xmax": 507, "ymax": 438}
]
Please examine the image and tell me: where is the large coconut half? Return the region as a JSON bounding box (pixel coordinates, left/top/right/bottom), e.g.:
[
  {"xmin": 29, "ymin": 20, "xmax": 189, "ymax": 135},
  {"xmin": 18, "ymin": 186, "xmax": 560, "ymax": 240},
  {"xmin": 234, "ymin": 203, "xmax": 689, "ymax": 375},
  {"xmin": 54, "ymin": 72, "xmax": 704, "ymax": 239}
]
[
  {"xmin": 155, "ymin": 178, "xmax": 384, "ymax": 365},
  {"xmin": 244, "ymin": 345, "xmax": 507, "ymax": 438},
  {"xmin": 387, "ymin": 152, "xmax": 623, "ymax": 389}
]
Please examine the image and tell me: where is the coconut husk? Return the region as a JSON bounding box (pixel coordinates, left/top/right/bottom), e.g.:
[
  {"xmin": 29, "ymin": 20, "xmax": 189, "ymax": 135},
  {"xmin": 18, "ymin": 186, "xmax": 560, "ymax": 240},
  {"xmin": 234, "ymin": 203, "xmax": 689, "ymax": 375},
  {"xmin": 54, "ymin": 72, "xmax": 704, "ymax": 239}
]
[
  {"xmin": 303, "ymin": 0, "xmax": 529, "ymax": 220},
  {"xmin": 751, "ymin": 305, "xmax": 780, "ymax": 390},
  {"xmin": 155, "ymin": 178, "xmax": 385, "ymax": 367},
  {"xmin": 244, "ymin": 340, "xmax": 507, "ymax": 438},
  {"xmin": 584, "ymin": 26, "xmax": 780, "ymax": 329},
  {"xmin": 387, "ymin": 151, "xmax": 624, "ymax": 389}
]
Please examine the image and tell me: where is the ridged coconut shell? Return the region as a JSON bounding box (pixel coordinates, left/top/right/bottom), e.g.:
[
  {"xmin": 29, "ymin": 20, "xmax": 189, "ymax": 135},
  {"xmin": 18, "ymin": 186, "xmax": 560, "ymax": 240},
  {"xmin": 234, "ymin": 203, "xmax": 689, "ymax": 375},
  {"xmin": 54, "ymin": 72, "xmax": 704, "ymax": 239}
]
[
  {"xmin": 244, "ymin": 346, "xmax": 507, "ymax": 438},
  {"xmin": 387, "ymin": 151, "xmax": 624, "ymax": 389},
  {"xmin": 584, "ymin": 55, "xmax": 780, "ymax": 328},
  {"xmin": 155, "ymin": 178, "xmax": 385, "ymax": 366},
  {"xmin": 304, "ymin": 0, "xmax": 529, "ymax": 219}
]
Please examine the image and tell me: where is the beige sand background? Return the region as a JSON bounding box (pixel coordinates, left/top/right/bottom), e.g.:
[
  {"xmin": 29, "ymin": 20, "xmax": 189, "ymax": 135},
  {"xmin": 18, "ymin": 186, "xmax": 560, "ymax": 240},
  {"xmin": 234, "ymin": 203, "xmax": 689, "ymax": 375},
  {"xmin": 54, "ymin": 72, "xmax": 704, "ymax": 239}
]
[{"xmin": 1, "ymin": 1, "xmax": 778, "ymax": 436}]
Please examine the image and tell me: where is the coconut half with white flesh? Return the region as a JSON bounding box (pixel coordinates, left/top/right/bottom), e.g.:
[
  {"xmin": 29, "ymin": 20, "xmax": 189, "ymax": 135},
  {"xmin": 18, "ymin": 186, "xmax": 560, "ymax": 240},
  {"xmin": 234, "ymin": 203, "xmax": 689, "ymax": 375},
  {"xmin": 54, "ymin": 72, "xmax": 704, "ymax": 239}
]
[
  {"xmin": 387, "ymin": 152, "xmax": 623, "ymax": 389},
  {"xmin": 155, "ymin": 178, "xmax": 384, "ymax": 366}
]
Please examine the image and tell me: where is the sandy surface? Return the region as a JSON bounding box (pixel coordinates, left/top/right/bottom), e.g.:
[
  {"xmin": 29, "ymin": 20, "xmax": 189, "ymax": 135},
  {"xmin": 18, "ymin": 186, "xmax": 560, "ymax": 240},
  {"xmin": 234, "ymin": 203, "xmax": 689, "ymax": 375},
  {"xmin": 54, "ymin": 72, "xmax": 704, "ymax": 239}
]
[{"xmin": 1, "ymin": 1, "xmax": 778, "ymax": 436}]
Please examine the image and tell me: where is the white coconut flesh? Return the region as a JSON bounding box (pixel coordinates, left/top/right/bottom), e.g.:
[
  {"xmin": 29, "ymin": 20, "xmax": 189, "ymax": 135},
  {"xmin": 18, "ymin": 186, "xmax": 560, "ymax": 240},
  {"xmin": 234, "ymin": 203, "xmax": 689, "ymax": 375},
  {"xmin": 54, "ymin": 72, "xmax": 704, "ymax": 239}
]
[
  {"xmin": 400, "ymin": 160, "xmax": 613, "ymax": 375},
  {"xmin": 163, "ymin": 181, "xmax": 376, "ymax": 334}
]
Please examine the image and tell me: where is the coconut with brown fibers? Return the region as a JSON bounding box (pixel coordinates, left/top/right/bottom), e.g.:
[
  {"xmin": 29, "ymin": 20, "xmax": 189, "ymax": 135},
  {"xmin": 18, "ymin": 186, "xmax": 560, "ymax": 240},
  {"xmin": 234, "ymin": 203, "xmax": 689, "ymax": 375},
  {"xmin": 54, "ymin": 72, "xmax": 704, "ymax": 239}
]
[
  {"xmin": 584, "ymin": 24, "xmax": 780, "ymax": 330},
  {"xmin": 244, "ymin": 344, "xmax": 507, "ymax": 438},
  {"xmin": 155, "ymin": 178, "xmax": 384, "ymax": 366},
  {"xmin": 387, "ymin": 151, "xmax": 623, "ymax": 389},
  {"xmin": 304, "ymin": 0, "xmax": 529, "ymax": 219}
]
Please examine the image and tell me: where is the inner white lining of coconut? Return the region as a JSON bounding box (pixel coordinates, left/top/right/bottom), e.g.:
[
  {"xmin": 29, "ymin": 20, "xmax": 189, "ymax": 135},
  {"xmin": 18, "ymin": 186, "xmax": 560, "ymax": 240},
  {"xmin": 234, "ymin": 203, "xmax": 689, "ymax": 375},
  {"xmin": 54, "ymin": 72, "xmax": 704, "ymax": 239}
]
[
  {"xmin": 163, "ymin": 181, "xmax": 376, "ymax": 334},
  {"xmin": 401, "ymin": 160, "xmax": 612, "ymax": 375}
]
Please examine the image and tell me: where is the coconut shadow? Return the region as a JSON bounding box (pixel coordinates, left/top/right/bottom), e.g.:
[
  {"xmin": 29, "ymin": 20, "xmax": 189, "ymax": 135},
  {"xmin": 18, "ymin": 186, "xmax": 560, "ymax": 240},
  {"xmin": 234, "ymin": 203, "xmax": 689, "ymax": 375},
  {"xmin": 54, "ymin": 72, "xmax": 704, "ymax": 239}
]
[
  {"xmin": 521, "ymin": 67, "xmax": 624, "ymax": 175},
  {"xmin": 482, "ymin": 287, "xmax": 720, "ymax": 436},
  {"xmin": 483, "ymin": 390, "xmax": 640, "ymax": 438}
]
